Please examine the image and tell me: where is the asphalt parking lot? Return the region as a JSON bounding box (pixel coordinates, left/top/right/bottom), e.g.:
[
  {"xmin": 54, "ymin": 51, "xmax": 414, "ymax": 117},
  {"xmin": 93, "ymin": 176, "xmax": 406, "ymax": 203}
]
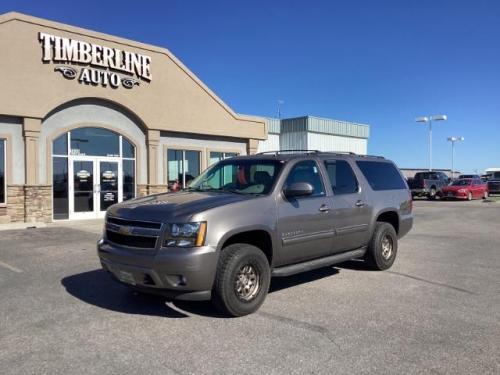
[{"xmin": 0, "ymin": 200, "xmax": 499, "ymax": 375}]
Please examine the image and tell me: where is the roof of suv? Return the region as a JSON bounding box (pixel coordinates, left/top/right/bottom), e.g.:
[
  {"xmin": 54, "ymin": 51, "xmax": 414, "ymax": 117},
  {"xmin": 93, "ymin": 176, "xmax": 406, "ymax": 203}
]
[{"xmin": 231, "ymin": 150, "xmax": 387, "ymax": 162}]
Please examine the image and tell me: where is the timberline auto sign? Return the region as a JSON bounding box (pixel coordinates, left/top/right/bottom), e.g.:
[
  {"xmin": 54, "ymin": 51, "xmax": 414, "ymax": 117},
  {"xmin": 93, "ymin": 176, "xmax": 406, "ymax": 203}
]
[{"xmin": 38, "ymin": 32, "xmax": 152, "ymax": 89}]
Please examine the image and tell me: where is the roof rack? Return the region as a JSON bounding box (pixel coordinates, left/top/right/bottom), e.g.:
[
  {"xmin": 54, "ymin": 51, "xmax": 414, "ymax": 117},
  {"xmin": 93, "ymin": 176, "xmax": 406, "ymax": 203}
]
[
  {"xmin": 255, "ymin": 150, "xmax": 385, "ymax": 159},
  {"xmin": 257, "ymin": 150, "xmax": 320, "ymax": 155}
]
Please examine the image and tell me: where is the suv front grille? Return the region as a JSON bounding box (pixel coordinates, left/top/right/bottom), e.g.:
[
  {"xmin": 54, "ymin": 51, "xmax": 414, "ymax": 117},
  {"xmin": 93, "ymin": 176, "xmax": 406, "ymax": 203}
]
[
  {"xmin": 105, "ymin": 216, "xmax": 163, "ymax": 249},
  {"xmin": 106, "ymin": 230, "xmax": 158, "ymax": 249}
]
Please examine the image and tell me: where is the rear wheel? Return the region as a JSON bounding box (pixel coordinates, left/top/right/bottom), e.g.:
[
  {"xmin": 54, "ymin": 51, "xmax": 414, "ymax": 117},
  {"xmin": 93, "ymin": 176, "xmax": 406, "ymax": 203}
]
[
  {"xmin": 427, "ymin": 187, "xmax": 437, "ymax": 200},
  {"xmin": 212, "ymin": 243, "xmax": 270, "ymax": 317},
  {"xmin": 365, "ymin": 222, "xmax": 398, "ymax": 270}
]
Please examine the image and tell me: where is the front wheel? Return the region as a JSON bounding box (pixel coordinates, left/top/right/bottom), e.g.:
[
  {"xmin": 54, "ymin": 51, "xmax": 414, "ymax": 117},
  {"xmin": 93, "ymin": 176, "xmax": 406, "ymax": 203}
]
[
  {"xmin": 212, "ymin": 243, "xmax": 270, "ymax": 317},
  {"xmin": 365, "ymin": 222, "xmax": 398, "ymax": 270}
]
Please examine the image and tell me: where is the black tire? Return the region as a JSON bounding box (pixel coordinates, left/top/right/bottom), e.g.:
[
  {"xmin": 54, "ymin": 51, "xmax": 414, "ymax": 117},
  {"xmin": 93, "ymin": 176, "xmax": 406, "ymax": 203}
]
[
  {"xmin": 364, "ymin": 222, "xmax": 398, "ymax": 270},
  {"xmin": 212, "ymin": 243, "xmax": 270, "ymax": 317},
  {"xmin": 427, "ymin": 187, "xmax": 437, "ymax": 200}
]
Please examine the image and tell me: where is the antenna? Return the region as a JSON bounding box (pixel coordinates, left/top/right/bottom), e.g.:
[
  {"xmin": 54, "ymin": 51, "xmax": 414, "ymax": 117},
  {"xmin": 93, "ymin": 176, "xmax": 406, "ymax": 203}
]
[{"xmin": 277, "ymin": 100, "xmax": 285, "ymax": 119}]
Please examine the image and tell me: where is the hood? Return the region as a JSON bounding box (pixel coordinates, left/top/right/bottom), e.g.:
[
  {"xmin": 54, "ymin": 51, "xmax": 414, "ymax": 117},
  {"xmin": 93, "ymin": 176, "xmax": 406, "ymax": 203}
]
[{"xmin": 107, "ymin": 191, "xmax": 253, "ymax": 222}]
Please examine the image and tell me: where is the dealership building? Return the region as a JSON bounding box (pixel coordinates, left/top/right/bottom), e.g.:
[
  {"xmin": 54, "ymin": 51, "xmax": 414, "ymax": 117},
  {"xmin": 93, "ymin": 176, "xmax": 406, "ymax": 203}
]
[{"xmin": 0, "ymin": 12, "xmax": 369, "ymax": 224}]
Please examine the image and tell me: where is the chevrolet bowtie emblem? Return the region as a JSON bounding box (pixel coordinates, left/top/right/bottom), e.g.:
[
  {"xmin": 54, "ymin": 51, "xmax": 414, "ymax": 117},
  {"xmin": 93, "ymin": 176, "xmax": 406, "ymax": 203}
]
[{"xmin": 118, "ymin": 226, "xmax": 132, "ymax": 235}]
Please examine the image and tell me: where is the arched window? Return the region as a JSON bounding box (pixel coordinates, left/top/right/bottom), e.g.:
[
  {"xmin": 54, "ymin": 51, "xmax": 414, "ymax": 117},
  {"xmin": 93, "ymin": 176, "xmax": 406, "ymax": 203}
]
[{"xmin": 52, "ymin": 127, "xmax": 136, "ymax": 220}]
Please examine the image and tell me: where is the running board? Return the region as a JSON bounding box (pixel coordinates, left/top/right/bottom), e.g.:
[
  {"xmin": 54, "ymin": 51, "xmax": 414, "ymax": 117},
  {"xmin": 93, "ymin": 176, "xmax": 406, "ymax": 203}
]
[{"xmin": 271, "ymin": 247, "xmax": 367, "ymax": 277}]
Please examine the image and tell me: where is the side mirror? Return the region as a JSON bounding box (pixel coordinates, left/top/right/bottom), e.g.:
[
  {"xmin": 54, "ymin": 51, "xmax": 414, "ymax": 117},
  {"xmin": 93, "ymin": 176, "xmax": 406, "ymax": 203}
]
[{"xmin": 284, "ymin": 182, "xmax": 314, "ymax": 198}]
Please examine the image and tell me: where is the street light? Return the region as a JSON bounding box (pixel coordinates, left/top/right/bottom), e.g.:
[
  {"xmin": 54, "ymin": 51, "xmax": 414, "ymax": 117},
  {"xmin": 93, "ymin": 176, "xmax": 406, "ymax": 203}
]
[
  {"xmin": 415, "ymin": 114, "xmax": 447, "ymax": 171},
  {"xmin": 447, "ymin": 136, "xmax": 464, "ymax": 180}
]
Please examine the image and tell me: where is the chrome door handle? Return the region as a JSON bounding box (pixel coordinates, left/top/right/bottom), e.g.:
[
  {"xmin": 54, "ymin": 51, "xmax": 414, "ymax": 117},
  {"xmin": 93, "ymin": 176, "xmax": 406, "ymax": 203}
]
[
  {"xmin": 319, "ymin": 205, "xmax": 330, "ymax": 213},
  {"xmin": 355, "ymin": 200, "xmax": 365, "ymax": 207}
]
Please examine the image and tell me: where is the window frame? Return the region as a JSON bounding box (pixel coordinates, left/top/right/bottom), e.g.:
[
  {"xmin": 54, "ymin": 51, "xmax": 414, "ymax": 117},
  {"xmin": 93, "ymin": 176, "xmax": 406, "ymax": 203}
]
[
  {"xmin": 166, "ymin": 147, "xmax": 203, "ymax": 188},
  {"xmin": 208, "ymin": 149, "xmax": 240, "ymax": 166},
  {"xmin": 323, "ymin": 159, "xmax": 360, "ymax": 196},
  {"xmin": 0, "ymin": 138, "xmax": 6, "ymax": 205},
  {"xmin": 282, "ymin": 159, "xmax": 326, "ymax": 198}
]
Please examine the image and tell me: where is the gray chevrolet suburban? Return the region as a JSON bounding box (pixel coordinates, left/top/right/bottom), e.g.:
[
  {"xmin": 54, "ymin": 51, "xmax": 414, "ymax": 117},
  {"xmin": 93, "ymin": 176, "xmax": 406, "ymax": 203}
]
[{"xmin": 98, "ymin": 151, "xmax": 413, "ymax": 316}]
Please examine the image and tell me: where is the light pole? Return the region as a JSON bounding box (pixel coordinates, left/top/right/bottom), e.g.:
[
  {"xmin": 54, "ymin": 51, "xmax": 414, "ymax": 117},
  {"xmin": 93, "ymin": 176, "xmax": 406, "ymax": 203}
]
[
  {"xmin": 447, "ymin": 136, "xmax": 464, "ymax": 180},
  {"xmin": 415, "ymin": 115, "xmax": 447, "ymax": 171}
]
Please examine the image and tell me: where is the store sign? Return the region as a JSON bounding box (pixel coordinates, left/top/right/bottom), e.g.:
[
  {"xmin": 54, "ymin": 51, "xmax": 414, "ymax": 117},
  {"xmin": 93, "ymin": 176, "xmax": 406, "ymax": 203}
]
[
  {"xmin": 76, "ymin": 170, "xmax": 91, "ymax": 180},
  {"xmin": 39, "ymin": 32, "xmax": 152, "ymax": 89}
]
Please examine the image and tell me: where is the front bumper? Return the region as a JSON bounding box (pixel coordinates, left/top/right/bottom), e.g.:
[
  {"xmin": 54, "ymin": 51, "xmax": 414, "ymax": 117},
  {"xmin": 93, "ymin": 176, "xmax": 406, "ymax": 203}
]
[
  {"xmin": 97, "ymin": 239, "xmax": 218, "ymax": 301},
  {"xmin": 442, "ymin": 191, "xmax": 468, "ymax": 199},
  {"xmin": 411, "ymin": 188, "xmax": 428, "ymax": 197}
]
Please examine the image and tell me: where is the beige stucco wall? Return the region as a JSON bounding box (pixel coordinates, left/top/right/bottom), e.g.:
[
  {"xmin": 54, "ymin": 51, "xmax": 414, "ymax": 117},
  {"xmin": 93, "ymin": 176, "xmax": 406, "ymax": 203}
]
[{"xmin": 0, "ymin": 12, "xmax": 266, "ymax": 142}]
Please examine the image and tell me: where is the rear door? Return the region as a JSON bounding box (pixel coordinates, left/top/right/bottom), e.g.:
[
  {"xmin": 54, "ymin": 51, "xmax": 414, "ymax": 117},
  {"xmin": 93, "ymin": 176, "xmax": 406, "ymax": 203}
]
[
  {"xmin": 277, "ymin": 159, "xmax": 335, "ymax": 265},
  {"xmin": 323, "ymin": 159, "xmax": 371, "ymax": 253}
]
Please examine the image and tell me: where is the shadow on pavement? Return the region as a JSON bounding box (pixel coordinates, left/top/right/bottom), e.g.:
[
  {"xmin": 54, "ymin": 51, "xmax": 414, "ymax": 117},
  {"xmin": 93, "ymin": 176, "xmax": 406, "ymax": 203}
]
[{"xmin": 61, "ymin": 266, "xmax": 342, "ymax": 318}]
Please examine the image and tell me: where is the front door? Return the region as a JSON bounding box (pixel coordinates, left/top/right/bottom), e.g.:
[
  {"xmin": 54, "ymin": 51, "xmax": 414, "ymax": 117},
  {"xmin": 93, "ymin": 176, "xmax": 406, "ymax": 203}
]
[
  {"xmin": 69, "ymin": 157, "xmax": 121, "ymax": 219},
  {"xmin": 277, "ymin": 160, "xmax": 335, "ymax": 266}
]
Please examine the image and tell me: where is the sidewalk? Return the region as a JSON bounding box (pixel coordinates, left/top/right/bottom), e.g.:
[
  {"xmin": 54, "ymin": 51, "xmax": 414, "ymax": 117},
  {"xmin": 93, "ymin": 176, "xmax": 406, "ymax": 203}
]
[{"xmin": 0, "ymin": 218, "xmax": 104, "ymax": 234}]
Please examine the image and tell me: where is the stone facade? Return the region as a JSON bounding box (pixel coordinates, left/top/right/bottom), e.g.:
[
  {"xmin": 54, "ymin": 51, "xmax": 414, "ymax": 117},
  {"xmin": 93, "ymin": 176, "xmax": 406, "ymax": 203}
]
[
  {"xmin": 6, "ymin": 185, "xmax": 25, "ymax": 222},
  {"xmin": 24, "ymin": 185, "xmax": 52, "ymax": 223}
]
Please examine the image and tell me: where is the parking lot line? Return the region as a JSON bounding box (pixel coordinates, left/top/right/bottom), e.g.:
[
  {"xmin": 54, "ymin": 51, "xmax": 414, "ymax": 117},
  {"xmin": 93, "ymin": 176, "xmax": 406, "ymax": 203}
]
[{"xmin": 0, "ymin": 259, "xmax": 23, "ymax": 273}]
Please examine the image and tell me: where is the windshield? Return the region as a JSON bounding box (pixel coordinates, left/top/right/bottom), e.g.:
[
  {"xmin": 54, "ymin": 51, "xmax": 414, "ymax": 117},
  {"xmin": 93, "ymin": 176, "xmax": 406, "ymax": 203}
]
[
  {"xmin": 187, "ymin": 159, "xmax": 283, "ymax": 195},
  {"xmin": 451, "ymin": 179, "xmax": 472, "ymax": 186}
]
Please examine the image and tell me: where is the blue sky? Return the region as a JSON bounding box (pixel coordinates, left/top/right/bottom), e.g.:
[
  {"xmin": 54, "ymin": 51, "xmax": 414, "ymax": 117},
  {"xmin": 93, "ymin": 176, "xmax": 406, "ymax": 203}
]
[{"xmin": 2, "ymin": 0, "xmax": 499, "ymax": 173}]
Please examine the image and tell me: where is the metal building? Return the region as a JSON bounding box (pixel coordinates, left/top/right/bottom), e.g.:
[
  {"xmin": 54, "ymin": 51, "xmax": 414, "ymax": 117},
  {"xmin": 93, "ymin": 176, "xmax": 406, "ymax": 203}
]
[{"xmin": 258, "ymin": 116, "xmax": 369, "ymax": 154}]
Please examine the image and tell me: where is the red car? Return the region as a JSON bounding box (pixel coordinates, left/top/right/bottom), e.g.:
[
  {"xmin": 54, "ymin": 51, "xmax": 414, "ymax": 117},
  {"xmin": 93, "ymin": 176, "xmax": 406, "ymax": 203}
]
[{"xmin": 441, "ymin": 178, "xmax": 489, "ymax": 200}]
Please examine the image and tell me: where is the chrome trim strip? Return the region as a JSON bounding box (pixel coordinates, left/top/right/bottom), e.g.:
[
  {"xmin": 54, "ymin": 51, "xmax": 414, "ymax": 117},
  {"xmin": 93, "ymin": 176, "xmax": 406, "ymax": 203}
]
[
  {"xmin": 282, "ymin": 229, "xmax": 336, "ymax": 246},
  {"xmin": 336, "ymin": 224, "xmax": 369, "ymax": 235}
]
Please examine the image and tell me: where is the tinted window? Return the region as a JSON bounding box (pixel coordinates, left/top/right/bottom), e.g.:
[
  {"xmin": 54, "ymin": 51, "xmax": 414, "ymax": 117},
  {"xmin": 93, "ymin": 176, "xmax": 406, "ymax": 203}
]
[
  {"xmin": 123, "ymin": 159, "xmax": 135, "ymax": 201},
  {"xmin": 356, "ymin": 161, "xmax": 406, "ymax": 191},
  {"xmin": 324, "ymin": 160, "xmax": 359, "ymax": 195},
  {"xmin": 167, "ymin": 149, "xmax": 201, "ymax": 189},
  {"xmin": 0, "ymin": 140, "xmax": 5, "ymax": 204},
  {"xmin": 53, "ymin": 134, "xmax": 68, "ymax": 155},
  {"xmin": 70, "ymin": 128, "xmax": 120, "ymax": 157},
  {"xmin": 122, "ymin": 138, "xmax": 135, "ymax": 158},
  {"xmin": 52, "ymin": 157, "xmax": 68, "ymax": 219},
  {"xmin": 285, "ymin": 160, "xmax": 325, "ymax": 196}
]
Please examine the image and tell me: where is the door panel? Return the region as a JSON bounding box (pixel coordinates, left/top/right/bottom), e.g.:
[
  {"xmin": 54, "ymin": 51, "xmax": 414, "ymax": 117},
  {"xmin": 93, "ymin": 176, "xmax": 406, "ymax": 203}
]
[
  {"xmin": 330, "ymin": 193, "xmax": 371, "ymax": 252},
  {"xmin": 323, "ymin": 159, "xmax": 371, "ymax": 253},
  {"xmin": 99, "ymin": 161, "xmax": 119, "ymax": 211},
  {"xmin": 72, "ymin": 160, "xmax": 95, "ymax": 215},
  {"xmin": 277, "ymin": 159, "xmax": 334, "ymax": 265},
  {"xmin": 278, "ymin": 196, "xmax": 335, "ymax": 265}
]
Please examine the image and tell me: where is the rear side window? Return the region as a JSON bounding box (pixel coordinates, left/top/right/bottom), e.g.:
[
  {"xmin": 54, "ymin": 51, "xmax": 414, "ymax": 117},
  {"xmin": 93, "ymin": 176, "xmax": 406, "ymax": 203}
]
[
  {"xmin": 324, "ymin": 160, "xmax": 359, "ymax": 195},
  {"xmin": 356, "ymin": 161, "xmax": 406, "ymax": 191}
]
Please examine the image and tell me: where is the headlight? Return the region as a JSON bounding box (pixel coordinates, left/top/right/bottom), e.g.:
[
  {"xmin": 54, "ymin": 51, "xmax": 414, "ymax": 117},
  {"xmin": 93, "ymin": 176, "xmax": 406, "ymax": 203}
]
[{"xmin": 163, "ymin": 222, "xmax": 207, "ymax": 248}]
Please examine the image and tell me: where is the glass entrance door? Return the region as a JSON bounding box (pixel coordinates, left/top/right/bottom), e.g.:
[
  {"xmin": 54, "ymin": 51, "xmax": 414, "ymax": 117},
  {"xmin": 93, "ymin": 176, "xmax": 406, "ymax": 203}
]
[
  {"xmin": 69, "ymin": 157, "xmax": 122, "ymax": 220},
  {"xmin": 71, "ymin": 159, "xmax": 96, "ymax": 219},
  {"xmin": 99, "ymin": 161, "xmax": 119, "ymax": 212}
]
